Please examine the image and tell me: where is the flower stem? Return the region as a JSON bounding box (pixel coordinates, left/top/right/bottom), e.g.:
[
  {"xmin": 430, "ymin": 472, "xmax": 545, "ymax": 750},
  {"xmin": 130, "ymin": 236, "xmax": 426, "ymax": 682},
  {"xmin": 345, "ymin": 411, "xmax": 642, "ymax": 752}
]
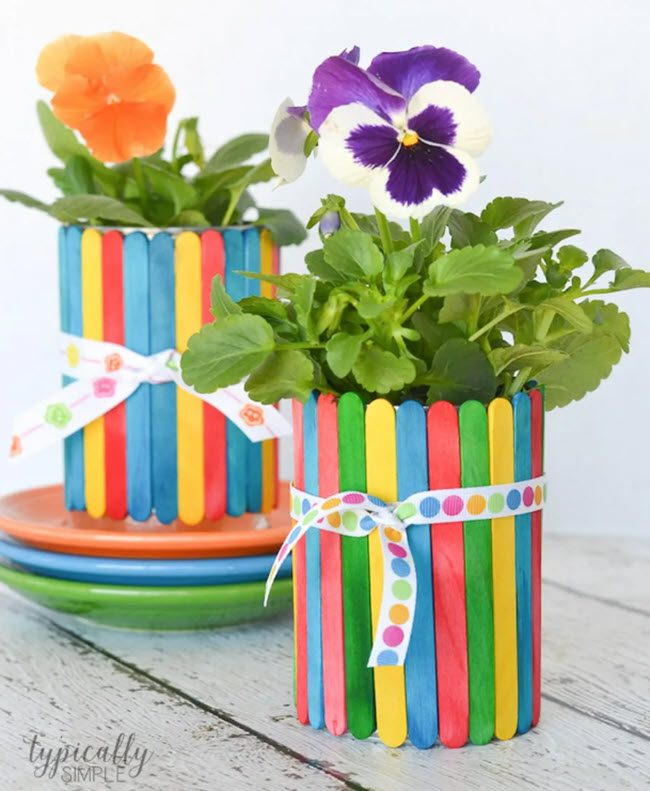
[
  {"xmin": 132, "ymin": 157, "xmax": 149, "ymax": 215},
  {"xmin": 374, "ymin": 207, "xmax": 394, "ymax": 253},
  {"xmin": 340, "ymin": 207, "xmax": 361, "ymax": 231},
  {"xmin": 469, "ymin": 304, "xmax": 525, "ymax": 342},
  {"xmin": 409, "ymin": 217, "xmax": 422, "ymax": 241},
  {"xmin": 277, "ymin": 341, "xmax": 326, "ymax": 351},
  {"xmin": 400, "ymin": 293, "xmax": 430, "ymax": 323}
]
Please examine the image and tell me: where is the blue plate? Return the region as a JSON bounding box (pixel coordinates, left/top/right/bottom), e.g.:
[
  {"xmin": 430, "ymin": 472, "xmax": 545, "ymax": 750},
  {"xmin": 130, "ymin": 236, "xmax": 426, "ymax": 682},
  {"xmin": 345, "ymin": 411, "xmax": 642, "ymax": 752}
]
[{"xmin": 0, "ymin": 537, "xmax": 291, "ymax": 586}]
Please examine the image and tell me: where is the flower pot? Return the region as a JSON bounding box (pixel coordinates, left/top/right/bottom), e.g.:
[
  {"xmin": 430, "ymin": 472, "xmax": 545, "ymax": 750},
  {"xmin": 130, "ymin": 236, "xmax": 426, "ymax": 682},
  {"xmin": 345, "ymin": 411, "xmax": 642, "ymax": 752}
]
[
  {"xmin": 289, "ymin": 391, "xmax": 544, "ymax": 748},
  {"xmin": 58, "ymin": 225, "xmax": 279, "ymax": 524}
]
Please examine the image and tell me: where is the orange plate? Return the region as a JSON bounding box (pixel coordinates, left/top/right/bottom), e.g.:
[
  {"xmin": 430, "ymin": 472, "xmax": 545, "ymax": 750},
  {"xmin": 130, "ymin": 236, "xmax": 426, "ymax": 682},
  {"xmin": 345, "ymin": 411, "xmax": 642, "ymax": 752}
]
[{"xmin": 0, "ymin": 484, "xmax": 291, "ymax": 559}]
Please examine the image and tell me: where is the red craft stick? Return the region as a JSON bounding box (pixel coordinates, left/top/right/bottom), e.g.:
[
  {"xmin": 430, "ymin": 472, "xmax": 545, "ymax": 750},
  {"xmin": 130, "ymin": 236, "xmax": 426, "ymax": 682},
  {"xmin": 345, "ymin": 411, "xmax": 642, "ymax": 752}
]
[
  {"xmin": 318, "ymin": 394, "xmax": 347, "ymax": 735},
  {"xmin": 428, "ymin": 401, "xmax": 469, "ymax": 747},
  {"xmin": 201, "ymin": 231, "xmax": 226, "ymax": 520},
  {"xmin": 292, "ymin": 399, "xmax": 309, "ymax": 724},
  {"xmin": 530, "ymin": 389, "xmax": 544, "ymax": 726},
  {"xmin": 101, "ymin": 231, "xmax": 127, "ymax": 520}
]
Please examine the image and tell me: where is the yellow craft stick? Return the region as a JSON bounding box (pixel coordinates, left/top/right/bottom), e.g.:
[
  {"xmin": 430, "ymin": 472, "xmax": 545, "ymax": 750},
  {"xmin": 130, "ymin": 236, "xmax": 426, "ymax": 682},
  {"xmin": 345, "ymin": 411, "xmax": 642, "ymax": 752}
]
[
  {"xmin": 175, "ymin": 232, "xmax": 205, "ymax": 525},
  {"xmin": 365, "ymin": 399, "xmax": 407, "ymax": 747},
  {"xmin": 488, "ymin": 397, "xmax": 518, "ymax": 740},
  {"xmin": 81, "ymin": 229, "xmax": 105, "ymax": 518},
  {"xmin": 260, "ymin": 229, "xmax": 276, "ymax": 512}
]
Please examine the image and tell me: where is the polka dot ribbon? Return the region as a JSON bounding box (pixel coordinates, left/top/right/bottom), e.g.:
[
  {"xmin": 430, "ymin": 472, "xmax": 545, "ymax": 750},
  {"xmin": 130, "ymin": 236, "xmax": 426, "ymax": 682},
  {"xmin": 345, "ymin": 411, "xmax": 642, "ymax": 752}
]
[
  {"xmin": 9, "ymin": 332, "xmax": 292, "ymax": 461},
  {"xmin": 264, "ymin": 476, "xmax": 547, "ymax": 667}
]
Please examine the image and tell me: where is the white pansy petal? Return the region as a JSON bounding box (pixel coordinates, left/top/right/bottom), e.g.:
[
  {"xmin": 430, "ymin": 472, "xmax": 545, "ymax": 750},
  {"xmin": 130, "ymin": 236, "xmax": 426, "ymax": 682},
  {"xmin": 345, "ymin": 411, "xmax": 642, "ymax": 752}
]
[
  {"xmin": 318, "ymin": 102, "xmax": 400, "ymax": 187},
  {"xmin": 368, "ymin": 146, "xmax": 481, "ymax": 220},
  {"xmin": 269, "ymin": 98, "xmax": 311, "ymax": 183},
  {"xmin": 407, "ymin": 80, "xmax": 491, "ymax": 156}
]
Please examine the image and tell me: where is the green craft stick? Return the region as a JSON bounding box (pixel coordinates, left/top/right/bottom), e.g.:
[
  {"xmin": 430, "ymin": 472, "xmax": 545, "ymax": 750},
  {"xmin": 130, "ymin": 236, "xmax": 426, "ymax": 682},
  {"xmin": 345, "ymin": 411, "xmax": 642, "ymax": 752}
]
[
  {"xmin": 459, "ymin": 400, "xmax": 496, "ymax": 744},
  {"xmin": 338, "ymin": 392, "xmax": 375, "ymax": 739}
]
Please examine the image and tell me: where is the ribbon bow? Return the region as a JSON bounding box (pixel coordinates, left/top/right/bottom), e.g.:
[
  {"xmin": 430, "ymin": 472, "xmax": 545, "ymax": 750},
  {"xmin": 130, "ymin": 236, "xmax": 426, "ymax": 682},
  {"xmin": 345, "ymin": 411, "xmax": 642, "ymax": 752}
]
[
  {"xmin": 265, "ymin": 476, "xmax": 547, "ymax": 667},
  {"xmin": 9, "ymin": 333, "xmax": 292, "ymax": 460}
]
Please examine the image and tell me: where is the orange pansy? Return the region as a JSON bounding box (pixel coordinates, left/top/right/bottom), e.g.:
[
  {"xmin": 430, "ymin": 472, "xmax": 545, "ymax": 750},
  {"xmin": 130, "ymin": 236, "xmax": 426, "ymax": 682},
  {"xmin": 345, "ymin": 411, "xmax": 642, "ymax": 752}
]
[{"xmin": 36, "ymin": 32, "xmax": 175, "ymax": 163}]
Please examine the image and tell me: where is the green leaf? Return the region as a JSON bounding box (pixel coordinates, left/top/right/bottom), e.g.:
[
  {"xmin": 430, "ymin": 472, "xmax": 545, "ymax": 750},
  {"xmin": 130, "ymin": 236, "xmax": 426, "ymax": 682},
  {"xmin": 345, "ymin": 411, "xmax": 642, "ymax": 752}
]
[
  {"xmin": 556, "ymin": 245, "xmax": 588, "ymax": 273},
  {"xmin": 438, "ymin": 293, "xmax": 475, "ymax": 324},
  {"xmin": 527, "ymin": 229, "xmax": 581, "ymax": 249},
  {"xmin": 181, "ymin": 314, "xmax": 275, "ymax": 393},
  {"xmin": 424, "ymin": 245, "xmax": 522, "ymax": 297},
  {"xmin": 172, "ymin": 210, "xmax": 210, "ymax": 226},
  {"xmin": 237, "ymin": 296, "xmax": 289, "ymax": 324},
  {"xmin": 349, "ymin": 213, "xmax": 410, "ymax": 244},
  {"xmin": 448, "ymin": 210, "xmax": 497, "ymax": 248},
  {"xmin": 240, "ymin": 271, "xmax": 313, "ymax": 296},
  {"xmin": 0, "ymin": 189, "xmax": 49, "ymax": 213},
  {"xmin": 48, "ymin": 195, "xmax": 148, "ymax": 226},
  {"xmin": 326, "ymin": 332, "xmax": 364, "ymax": 378},
  {"xmin": 141, "ymin": 163, "xmax": 198, "ymax": 215},
  {"xmin": 535, "ymin": 297, "xmax": 593, "ymax": 334},
  {"xmin": 305, "ymin": 249, "xmax": 342, "ymax": 282},
  {"xmin": 609, "ymin": 267, "xmax": 650, "ymax": 291},
  {"xmin": 246, "ymin": 350, "xmax": 314, "ymax": 403},
  {"xmin": 211, "ymin": 275, "xmax": 243, "ymax": 319},
  {"xmin": 480, "ymin": 197, "xmax": 561, "ymax": 236},
  {"xmin": 255, "ymin": 208, "xmax": 307, "ymax": 246},
  {"xmin": 421, "ymin": 206, "xmax": 452, "ymax": 250},
  {"xmin": 424, "ymin": 338, "xmax": 497, "ymax": 404},
  {"xmin": 352, "ymin": 345, "xmax": 416, "ymax": 394},
  {"xmin": 63, "ymin": 156, "xmax": 96, "ymax": 194},
  {"xmin": 385, "ymin": 242, "xmax": 424, "ymax": 284},
  {"xmin": 357, "ymin": 292, "xmax": 395, "ymax": 319},
  {"xmin": 536, "ymin": 301, "xmax": 630, "ymax": 408},
  {"xmin": 323, "ymin": 229, "xmax": 384, "ymax": 282},
  {"xmin": 180, "ymin": 117, "xmax": 205, "ymax": 168},
  {"xmin": 592, "ymin": 248, "xmax": 628, "ymax": 279},
  {"xmin": 489, "ymin": 344, "xmax": 568, "ymax": 376},
  {"xmin": 203, "ymin": 133, "xmax": 269, "ymax": 174},
  {"xmin": 293, "ymin": 277, "xmax": 317, "ymax": 337},
  {"xmin": 36, "ymin": 100, "xmax": 89, "ymax": 162}
]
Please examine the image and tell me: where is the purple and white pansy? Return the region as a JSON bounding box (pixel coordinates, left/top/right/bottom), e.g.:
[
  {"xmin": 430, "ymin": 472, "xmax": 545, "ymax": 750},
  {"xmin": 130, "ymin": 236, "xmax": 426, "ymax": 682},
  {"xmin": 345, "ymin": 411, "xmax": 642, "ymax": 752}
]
[{"xmin": 270, "ymin": 45, "xmax": 491, "ymax": 219}]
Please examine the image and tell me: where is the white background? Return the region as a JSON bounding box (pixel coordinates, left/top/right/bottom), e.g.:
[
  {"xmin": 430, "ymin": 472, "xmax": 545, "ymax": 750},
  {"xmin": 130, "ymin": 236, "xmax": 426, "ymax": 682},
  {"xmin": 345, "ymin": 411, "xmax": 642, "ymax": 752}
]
[{"xmin": 1, "ymin": 0, "xmax": 648, "ymax": 534}]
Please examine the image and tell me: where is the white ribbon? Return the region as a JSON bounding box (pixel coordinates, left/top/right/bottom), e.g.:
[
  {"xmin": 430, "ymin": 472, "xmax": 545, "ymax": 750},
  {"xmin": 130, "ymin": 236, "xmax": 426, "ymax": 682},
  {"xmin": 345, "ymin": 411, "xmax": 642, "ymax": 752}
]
[
  {"xmin": 9, "ymin": 333, "xmax": 292, "ymax": 460},
  {"xmin": 265, "ymin": 476, "xmax": 547, "ymax": 667}
]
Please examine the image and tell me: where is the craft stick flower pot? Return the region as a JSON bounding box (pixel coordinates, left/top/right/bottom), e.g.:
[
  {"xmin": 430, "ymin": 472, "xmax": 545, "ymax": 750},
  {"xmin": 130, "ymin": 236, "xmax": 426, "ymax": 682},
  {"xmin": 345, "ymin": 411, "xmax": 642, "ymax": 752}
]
[
  {"xmin": 58, "ymin": 225, "xmax": 279, "ymax": 524},
  {"xmin": 289, "ymin": 391, "xmax": 545, "ymax": 749}
]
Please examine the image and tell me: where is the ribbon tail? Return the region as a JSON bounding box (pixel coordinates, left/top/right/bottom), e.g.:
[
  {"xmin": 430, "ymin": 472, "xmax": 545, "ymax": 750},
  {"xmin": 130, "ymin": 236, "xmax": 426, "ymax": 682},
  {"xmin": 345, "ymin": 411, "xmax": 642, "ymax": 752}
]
[
  {"xmin": 264, "ymin": 519, "xmax": 311, "ymax": 606},
  {"xmin": 367, "ymin": 523, "xmax": 417, "ymax": 668}
]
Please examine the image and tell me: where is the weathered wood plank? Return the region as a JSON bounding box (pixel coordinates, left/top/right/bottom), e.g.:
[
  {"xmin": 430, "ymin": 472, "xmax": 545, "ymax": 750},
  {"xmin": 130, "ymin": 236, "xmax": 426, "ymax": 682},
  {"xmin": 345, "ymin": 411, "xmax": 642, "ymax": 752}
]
[{"xmin": 0, "ymin": 596, "xmax": 348, "ymax": 791}]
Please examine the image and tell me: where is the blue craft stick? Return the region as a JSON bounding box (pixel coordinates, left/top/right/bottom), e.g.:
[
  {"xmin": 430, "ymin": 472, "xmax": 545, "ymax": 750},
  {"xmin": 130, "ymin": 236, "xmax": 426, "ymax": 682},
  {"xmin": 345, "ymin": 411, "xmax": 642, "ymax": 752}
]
[
  {"xmin": 223, "ymin": 229, "xmax": 247, "ymax": 516},
  {"xmin": 124, "ymin": 232, "xmax": 153, "ymax": 521},
  {"xmin": 303, "ymin": 392, "xmax": 324, "ymax": 730},
  {"xmin": 397, "ymin": 400, "xmax": 438, "ymax": 748},
  {"xmin": 243, "ymin": 228, "xmax": 262, "ymax": 513},
  {"xmin": 513, "ymin": 392, "xmax": 533, "ymax": 733},
  {"xmin": 149, "ymin": 232, "xmax": 178, "ymax": 524},
  {"xmin": 61, "ymin": 226, "xmax": 85, "ymax": 510}
]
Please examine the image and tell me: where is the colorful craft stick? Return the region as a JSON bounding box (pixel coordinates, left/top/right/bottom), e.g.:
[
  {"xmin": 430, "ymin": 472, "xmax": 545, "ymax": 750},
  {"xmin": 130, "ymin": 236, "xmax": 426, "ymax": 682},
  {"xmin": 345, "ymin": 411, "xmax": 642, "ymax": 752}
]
[
  {"xmin": 201, "ymin": 230, "xmax": 226, "ymax": 521},
  {"xmin": 123, "ymin": 232, "xmax": 152, "ymax": 520},
  {"xmin": 260, "ymin": 230, "xmax": 277, "ymax": 513},
  {"xmin": 61, "ymin": 226, "xmax": 85, "ymax": 510},
  {"xmin": 530, "ymin": 388, "xmax": 544, "ymax": 726},
  {"xmin": 303, "ymin": 392, "xmax": 324, "ymax": 728},
  {"xmin": 397, "ymin": 400, "xmax": 438, "ymax": 748},
  {"xmin": 338, "ymin": 393, "xmax": 375, "ymax": 739},
  {"xmin": 428, "ymin": 401, "xmax": 469, "ymax": 748},
  {"xmin": 244, "ymin": 228, "xmax": 263, "ymax": 513},
  {"xmin": 488, "ymin": 397, "xmax": 518, "ymax": 740},
  {"xmin": 150, "ymin": 231, "xmax": 178, "ymax": 524},
  {"xmin": 458, "ymin": 400, "xmax": 495, "ymax": 744},
  {"xmin": 292, "ymin": 399, "xmax": 309, "ymax": 724},
  {"xmin": 366, "ymin": 399, "xmax": 407, "ymax": 747}
]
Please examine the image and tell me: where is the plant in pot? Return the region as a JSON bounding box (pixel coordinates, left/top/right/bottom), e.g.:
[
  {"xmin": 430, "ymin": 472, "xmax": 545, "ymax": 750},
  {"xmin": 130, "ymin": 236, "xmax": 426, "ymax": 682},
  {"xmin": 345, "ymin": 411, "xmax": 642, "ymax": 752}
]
[
  {"xmin": 3, "ymin": 31, "xmax": 305, "ymax": 524},
  {"xmin": 180, "ymin": 45, "xmax": 650, "ymax": 747}
]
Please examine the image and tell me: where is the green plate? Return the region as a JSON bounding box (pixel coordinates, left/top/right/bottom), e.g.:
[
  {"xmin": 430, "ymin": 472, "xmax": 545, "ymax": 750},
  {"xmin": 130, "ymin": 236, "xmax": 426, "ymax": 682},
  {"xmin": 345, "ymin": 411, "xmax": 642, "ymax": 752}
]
[{"xmin": 0, "ymin": 564, "xmax": 293, "ymax": 630}]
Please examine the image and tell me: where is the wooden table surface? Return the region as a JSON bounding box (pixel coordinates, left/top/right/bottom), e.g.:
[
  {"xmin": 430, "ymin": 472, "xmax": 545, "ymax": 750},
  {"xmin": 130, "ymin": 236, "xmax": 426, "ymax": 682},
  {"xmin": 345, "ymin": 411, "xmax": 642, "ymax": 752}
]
[{"xmin": 1, "ymin": 533, "xmax": 648, "ymax": 791}]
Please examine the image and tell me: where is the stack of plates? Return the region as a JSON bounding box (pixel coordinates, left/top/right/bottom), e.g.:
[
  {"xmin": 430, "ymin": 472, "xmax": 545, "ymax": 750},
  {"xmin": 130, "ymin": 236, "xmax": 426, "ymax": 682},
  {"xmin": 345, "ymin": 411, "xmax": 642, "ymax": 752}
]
[{"xmin": 0, "ymin": 485, "xmax": 292, "ymax": 630}]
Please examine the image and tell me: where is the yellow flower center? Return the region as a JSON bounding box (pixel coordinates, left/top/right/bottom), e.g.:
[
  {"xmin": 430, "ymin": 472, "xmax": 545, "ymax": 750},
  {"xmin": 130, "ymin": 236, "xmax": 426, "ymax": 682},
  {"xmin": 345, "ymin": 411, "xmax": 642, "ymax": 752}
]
[{"xmin": 401, "ymin": 131, "xmax": 419, "ymax": 147}]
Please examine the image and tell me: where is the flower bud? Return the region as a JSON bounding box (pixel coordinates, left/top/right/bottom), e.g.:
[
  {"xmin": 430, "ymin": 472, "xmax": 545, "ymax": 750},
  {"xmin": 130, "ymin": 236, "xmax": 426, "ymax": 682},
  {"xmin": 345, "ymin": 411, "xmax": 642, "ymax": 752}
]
[{"xmin": 319, "ymin": 211, "xmax": 341, "ymax": 237}]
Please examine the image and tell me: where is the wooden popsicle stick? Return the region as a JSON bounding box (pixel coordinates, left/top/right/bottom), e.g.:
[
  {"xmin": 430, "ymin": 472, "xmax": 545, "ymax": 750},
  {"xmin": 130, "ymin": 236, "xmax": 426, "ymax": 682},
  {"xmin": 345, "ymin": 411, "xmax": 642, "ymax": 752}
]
[
  {"xmin": 513, "ymin": 393, "xmax": 533, "ymax": 734},
  {"xmin": 458, "ymin": 400, "xmax": 495, "ymax": 745},
  {"xmin": 260, "ymin": 230, "xmax": 276, "ymax": 513},
  {"xmin": 366, "ymin": 398, "xmax": 407, "ymax": 748},
  {"xmin": 149, "ymin": 232, "xmax": 178, "ymax": 524},
  {"xmin": 318, "ymin": 394, "xmax": 347, "ymax": 735},
  {"xmin": 338, "ymin": 393, "xmax": 375, "ymax": 739},
  {"xmin": 81, "ymin": 229, "xmax": 106, "ymax": 518},
  {"xmin": 123, "ymin": 232, "xmax": 153, "ymax": 520},
  {"xmin": 175, "ymin": 231, "xmax": 205, "ymax": 525},
  {"xmin": 201, "ymin": 230, "xmax": 226, "ymax": 521},
  {"xmin": 428, "ymin": 401, "xmax": 469, "ymax": 748},
  {"xmin": 101, "ymin": 231, "xmax": 127, "ymax": 520},
  {"xmin": 244, "ymin": 228, "xmax": 263, "ymax": 513},
  {"xmin": 292, "ymin": 399, "xmax": 309, "ymax": 725},
  {"xmin": 271, "ymin": 243, "xmax": 280, "ymax": 509},
  {"xmin": 488, "ymin": 397, "xmax": 519, "ymax": 740},
  {"xmin": 397, "ymin": 400, "xmax": 438, "ymax": 748},
  {"xmin": 61, "ymin": 226, "xmax": 85, "ymax": 510},
  {"xmin": 223, "ymin": 230, "xmax": 247, "ymax": 516},
  {"xmin": 529, "ymin": 388, "xmax": 544, "ymax": 727},
  {"xmin": 303, "ymin": 392, "xmax": 324, "ymax": 729}
]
